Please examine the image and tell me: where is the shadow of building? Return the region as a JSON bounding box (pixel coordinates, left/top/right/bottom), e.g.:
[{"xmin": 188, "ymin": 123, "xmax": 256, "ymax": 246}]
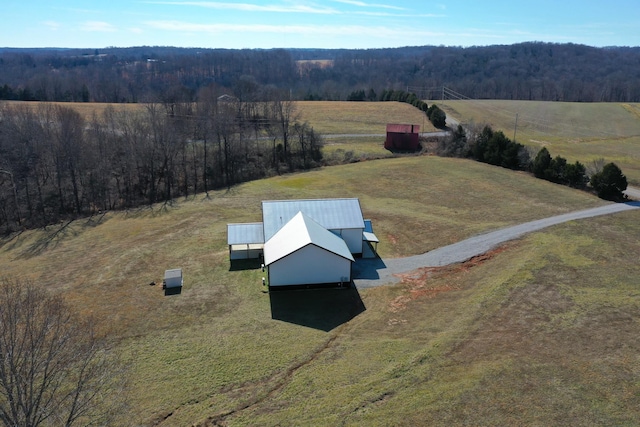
[
  {"xmin": 229, "ymin": 258, "xmax": 263, "ymax": 271},
  {"xmin": 269, "ymin": 286, "xmax": 366, "ymax": 332}
]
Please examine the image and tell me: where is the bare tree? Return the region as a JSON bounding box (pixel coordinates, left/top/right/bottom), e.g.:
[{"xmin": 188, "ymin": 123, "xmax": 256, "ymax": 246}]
[
  {"xmin": 264, "ymin": 87, "xmax": 298, "ymax": 171},
  {"xmin": 0, "ymin": 278, "xmax": 126, "ymax": 427}
]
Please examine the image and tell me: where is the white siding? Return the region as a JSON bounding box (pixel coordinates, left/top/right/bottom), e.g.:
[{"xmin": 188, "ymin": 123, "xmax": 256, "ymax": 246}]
[
  {"xmin": 268, "ymin": 244, "xmax": 352, "ymax": 287},
  {"xmin": 229, "ymin": 244, "xmax": 264, "ymax": 260},
  {"xmin": 264, "ymin": 212, "xmax": 353, "ymax": 266},
  {"xmin": 339, "ymin": 228, "xmax": 364, "ymax": 254}
]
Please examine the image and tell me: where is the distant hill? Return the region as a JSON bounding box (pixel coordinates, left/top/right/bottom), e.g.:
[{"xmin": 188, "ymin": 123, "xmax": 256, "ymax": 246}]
[{"xmin": 1, "ymin": 42, "xmax": 639, "ymax": 103}]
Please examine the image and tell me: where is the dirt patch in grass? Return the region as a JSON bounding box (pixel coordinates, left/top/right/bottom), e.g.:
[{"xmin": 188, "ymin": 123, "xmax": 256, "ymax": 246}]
[{"xmin": 389, "ymin": 244, "xmax": 513, "ymax": 314}]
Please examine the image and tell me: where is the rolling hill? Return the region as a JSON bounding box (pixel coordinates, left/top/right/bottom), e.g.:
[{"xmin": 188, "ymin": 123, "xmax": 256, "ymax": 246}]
[{"xmin": 3, "ymin": 155, "xmax": 639, "ymax": 426}]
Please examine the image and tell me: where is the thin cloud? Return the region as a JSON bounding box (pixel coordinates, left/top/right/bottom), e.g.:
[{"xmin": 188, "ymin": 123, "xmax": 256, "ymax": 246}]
[
  {"xmin": 143, "ymin": 1, "xmax": 441, "ymax": 18},
  {"xmin": 145, "ymin": 19, "xmax": 443, "ymax": 39},
  {"xmin": 43, "ymin": 21, "xmax": 62, "ymax": 31},
  {"xmin": 353, "ymin": 11, "xmax": 445, "ymax": 18},
  {"xmin": 80, "ymin": 21, "xmax": 117, "ymax": 32},
  {"xmin": 331, "ymin": 0, "xmax": 405, "ymax": 10},
  {"xmin": 144, "ymin": 1, "xmax": 339, "ymax": 14}
]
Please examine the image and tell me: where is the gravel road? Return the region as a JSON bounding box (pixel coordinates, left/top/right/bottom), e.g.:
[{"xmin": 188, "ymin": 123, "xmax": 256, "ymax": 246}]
[{"xmin": 353, "ymin": 201, "xmax": 640, "ymax": 288}]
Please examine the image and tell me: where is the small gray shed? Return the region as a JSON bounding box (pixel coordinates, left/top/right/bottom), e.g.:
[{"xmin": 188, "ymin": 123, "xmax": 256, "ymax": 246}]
[{"xmin": 163, "ymin": 268, "xmax": 183, "ymax": 289}]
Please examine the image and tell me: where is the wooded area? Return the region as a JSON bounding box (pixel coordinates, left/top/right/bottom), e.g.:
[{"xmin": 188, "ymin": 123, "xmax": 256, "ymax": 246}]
[
  {"xmin": 2, "ymin": 41, "xmax": 638, "ymax": 231},
  {"xmin": 0, "ymin": 91, "xmax": 322, "ymax": 232},
  {"xmin": 1, "ymin": 42, "xmax": 639, "ymax": 103}
]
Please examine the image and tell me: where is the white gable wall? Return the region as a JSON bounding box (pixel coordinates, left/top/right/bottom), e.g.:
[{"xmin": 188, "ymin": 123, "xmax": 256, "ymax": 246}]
[
  {"xmin": 268, "ymin": 244, "xmax": 352, "ymax": 287},
  {"xmin": 332, "ymin": 228, "xmax": 364, "ymax": 255}
]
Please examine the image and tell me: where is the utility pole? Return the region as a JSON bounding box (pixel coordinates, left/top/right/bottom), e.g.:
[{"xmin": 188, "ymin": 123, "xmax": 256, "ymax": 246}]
[{"xmin": 513, "ymin": 113, "xmax": 519, "ymax": 142}]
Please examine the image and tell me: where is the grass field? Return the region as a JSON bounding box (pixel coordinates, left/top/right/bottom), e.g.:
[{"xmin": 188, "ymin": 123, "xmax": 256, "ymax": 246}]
[
  {"xmin": 296, "ymin": 101, "xmax": 436, "ymax": 135},
  {"xmin": 4, "ymin": 154, "xmax": 639, "ymax": 426},
  {"xmin": 2, "ymin": 99, "xmax": 640, "ymax": 425},
  {"xmin": 436, "ymin": 100, "xmax": 640, "ymax": 185}
]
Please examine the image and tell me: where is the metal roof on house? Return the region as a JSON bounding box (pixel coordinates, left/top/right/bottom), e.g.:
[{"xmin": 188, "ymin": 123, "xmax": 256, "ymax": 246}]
[
  {"xmin": 227, "ymin": 222, "xmax": 264, "ymax": 245},
  {"xmin": 262, "ymin": 198, "xmax": 365, "ymax": 241},
  {"xmin": 264, "ymin": 211, "xmax": 355, "ymax": 266}
]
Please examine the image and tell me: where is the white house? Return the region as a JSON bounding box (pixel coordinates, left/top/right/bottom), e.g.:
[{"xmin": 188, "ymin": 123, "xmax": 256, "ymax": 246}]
[
  {"xmin": 227, "ymin": 198, "xmax": 378, "ymax": 288},
  {"xmin": 264, "ymin": 212, "xmax": 354, "ymax": 287}
]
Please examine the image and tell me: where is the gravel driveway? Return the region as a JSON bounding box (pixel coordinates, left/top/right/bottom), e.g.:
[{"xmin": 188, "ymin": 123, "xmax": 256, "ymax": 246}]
[{"xmin": 353, "ymin": 201, "xmax": 640, "ymax": 288}]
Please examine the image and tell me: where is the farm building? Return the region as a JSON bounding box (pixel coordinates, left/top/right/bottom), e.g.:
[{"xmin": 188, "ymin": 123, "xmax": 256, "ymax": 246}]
[
  {"xmin": 385, "ymin": 123, "xmax": 421, "ymax": 151},
  {"xmin": 227, "ymin": 198, "xmax": 379, "ymax": 289},
  {"xmin": 264, "ymin": 212, "xmax": 354, "ymax": 287}
]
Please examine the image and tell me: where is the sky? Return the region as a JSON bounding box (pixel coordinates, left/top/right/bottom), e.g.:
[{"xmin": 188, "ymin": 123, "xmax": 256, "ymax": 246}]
[{"xmin": 2, "ymin": 0, "xmax": 639, "ymax": 50}]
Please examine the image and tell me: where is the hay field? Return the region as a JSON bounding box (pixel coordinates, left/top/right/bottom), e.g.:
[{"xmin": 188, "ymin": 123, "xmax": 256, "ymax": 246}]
[
  {"xmin": 296, "ymin": 101, "xmax": 437, "ymax": 134},
  {"xmin": 437, "ymin": 100, "xmax": 640, "ymax": 184},
  {"xmin": 4, "ymin": 155, "xmax": 637, "ymax": 426},
  {"xmin": 0, "ymin": 100, "xmax": 143, "ymax": 118},
  {"xmin": 1, "ymin": 100, "xmax": 435, "ymax": 135}
]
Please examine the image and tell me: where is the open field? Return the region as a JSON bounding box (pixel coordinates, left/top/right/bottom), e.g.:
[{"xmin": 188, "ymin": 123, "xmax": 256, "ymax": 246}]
[
  {"xmin": 4, "ymin": 155, "xmax": 639, "ymax": 426},
  {"xmin": 296, "ymin": 101, "xmax": 437, "ymax": 135},
  {"xmin": 437, "ymin": 100, "xmax": 640, "ymax": 185},
  {"xmin": 5, "ymin": 99, "xmax": 639, "ymax": 185},
  {"xmin": 0, "ymin": 100, "xmax": 436, "ymax": 135},
  {"xmin": 0, "ymin": 100, "xmax": 143, "ymax": 119}
]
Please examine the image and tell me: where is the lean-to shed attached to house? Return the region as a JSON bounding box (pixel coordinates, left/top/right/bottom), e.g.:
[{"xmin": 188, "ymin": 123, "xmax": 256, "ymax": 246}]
[
  {"xmin": 385, "ymin": 123, "xmax": 420, "ymax": 151},
  {"xmin": 227, "ymin": 223, "xmax": 265, "ymax": 260},
  {"xmin": 264, "ymin": 212, "xmax": 354, "ymax": 288}
]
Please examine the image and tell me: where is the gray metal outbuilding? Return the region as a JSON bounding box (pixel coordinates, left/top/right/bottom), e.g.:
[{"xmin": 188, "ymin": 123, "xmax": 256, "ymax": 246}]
[
  {"xmin": 163, "ymin": 268, "xmax": 183, "ymax": 289},
  {"xmin": 262, "ymin": 198, "xmax": 366, "ymax": 256},
  {"xmin": 264, "ymin": 212, "xmax": 354, "ymax": 287},
  {"xmin": 226, "ymin": 198, "xmax": 379, "ymax": 288},
  {"xmin": 227, "ymin": 222, "xmax": 264, "ymax": 260}
]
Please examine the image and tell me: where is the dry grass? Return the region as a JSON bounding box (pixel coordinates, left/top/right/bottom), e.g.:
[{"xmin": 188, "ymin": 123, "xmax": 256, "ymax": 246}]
[
  {"xmin": 229, "ymin": 213, "xmax": 640, "ymax": 426},
  {"xmin": 437, "ymin": 99, "xmax": 640, "ymax": 184},
  {"xmin": 0, "ymin": 100, "xmax": 143, "ymax": 119},
  {"xmin": 296, "ymin": 101, "xmax": 437, "ymax": 134},
  {"xmin": 2, "ymin": 99, "xmax": 639, "ymax": 426},
  {"xmin": 0, "ymin": 100, "xmax": 436, "ymax": 135},
  {"xmin": 1, "ymin": 154, "xmax": 621, "ymax": 426}
]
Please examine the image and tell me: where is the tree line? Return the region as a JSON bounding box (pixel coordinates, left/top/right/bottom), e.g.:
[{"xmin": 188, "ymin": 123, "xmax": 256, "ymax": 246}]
[
  {"xmin": 348, "ymin": 88, "xmax": 447, "ymax": 129},
  {"xmin": 1, "ymin": 42, "xmax": 640, "ymax": 103},
  {"xmin": 437, "ymin": 124, "xmax": 628, "ymax": 200},
  {"xmin": 0, "ymin": 87, "xmax": 323, "ymax": 232}
]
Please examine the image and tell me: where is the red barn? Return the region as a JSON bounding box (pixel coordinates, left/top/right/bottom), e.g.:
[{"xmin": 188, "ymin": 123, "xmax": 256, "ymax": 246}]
[{"xmin": 385, "ymin": 124, "xmax": 421, "ymax": 151}]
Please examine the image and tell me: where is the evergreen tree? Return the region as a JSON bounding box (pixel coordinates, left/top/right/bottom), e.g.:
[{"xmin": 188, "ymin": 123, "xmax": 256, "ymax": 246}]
[
  {"xmin": 533, "ymin": 147, "xmax": 552, "ymax": 178},
  {"xmin": 590, "ymin": 162, "xmax": 627, "ymax": 200},
  {"xmin": 564, "ymin": 161, "xmax": 588, "ymax": 188}
]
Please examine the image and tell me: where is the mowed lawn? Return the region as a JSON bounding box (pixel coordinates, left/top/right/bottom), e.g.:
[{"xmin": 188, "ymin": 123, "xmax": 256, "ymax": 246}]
[
  {"xmin": 4, "ymin": 155, "xmax": 639, "ymax": 426},
  {"xmin": 437, "ymin": 100, "xmax": 640, "ymax": 185}
]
